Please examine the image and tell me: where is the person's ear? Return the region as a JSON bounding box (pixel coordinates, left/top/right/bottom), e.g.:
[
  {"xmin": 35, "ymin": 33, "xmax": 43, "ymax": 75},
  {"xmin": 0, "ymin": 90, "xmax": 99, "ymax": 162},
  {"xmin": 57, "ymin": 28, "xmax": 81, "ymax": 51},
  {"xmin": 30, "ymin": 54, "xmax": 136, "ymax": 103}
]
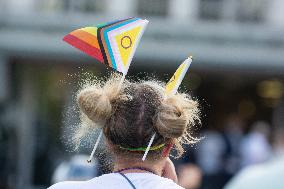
[{"xmin": 162, "ymin": 143, "xmax": 174, "ymax": 157}]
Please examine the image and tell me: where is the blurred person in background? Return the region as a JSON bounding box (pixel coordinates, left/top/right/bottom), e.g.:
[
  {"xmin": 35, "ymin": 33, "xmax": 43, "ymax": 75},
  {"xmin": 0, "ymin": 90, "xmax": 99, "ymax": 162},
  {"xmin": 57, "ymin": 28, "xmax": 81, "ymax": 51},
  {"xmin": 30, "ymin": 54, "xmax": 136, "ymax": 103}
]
[
  {"xmin": 51, "ymin": 154, "xmax": 98, "ymax": 183},
  {"xmin": 178, "ymin": 164, "xmax": 202, "ymax": 189},
  {"xmin": 224, "ymin": 127, "xmax": 284, "ymax": 189},
  {"xmin": 222, "ymin": 114, "xmax": 244, "ymax": 175},
  {"xmin": 195, "ymin": 129, "xmax": 227, "ymax": 189},
  {"xmin": 195, "ymin": 114, "xmax": 245, "ymax": 189},
  {"xmin": 196, "ymin": 129, "xmax": 225, "ymax": 175},
  {"xmin": 239, "ymin": 121, "xmax": 272, "ymax": 167}
]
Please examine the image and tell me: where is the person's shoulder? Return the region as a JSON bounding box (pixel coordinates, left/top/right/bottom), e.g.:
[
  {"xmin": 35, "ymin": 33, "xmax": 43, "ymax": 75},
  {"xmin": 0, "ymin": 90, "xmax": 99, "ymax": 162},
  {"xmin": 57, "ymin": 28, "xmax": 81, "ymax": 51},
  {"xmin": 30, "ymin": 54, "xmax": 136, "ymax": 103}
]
[
  {"xmin": 48, "ymin": 173, "xmax": 119, "ymax": 189},
  {"xmin": 160, "ymin": 178, "xmax": 184, "ymax": 189},
  {"xmin": 162, "ymin": 183, "xmax": 184, "ymax": 189},
  {"xmin": 144, "ymin": 174, "xmax": 184, "ymax": 189},
  {"xmin": 48, "ymin": 181, "xmax": 85, "ymax": 189}
]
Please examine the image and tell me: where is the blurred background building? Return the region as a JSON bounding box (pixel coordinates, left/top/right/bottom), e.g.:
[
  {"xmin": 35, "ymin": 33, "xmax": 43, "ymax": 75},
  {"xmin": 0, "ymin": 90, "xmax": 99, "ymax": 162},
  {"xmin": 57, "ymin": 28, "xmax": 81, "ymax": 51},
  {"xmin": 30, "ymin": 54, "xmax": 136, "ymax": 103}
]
[{"xmin": 0, "ymin": 0, "xmax": 284, "ymax": 189}]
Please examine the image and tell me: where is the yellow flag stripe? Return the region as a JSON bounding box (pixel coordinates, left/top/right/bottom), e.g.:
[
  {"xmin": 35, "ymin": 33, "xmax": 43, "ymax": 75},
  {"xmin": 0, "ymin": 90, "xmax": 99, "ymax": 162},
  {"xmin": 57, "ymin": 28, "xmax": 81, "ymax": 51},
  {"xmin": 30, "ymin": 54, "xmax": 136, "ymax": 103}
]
[
  {"xmin": 81, "ymin": 27, "xmax": 98, "ymax": 37},
  {"xmin": 165, "ymin": 57, "xmax": 192, "ymax": 94}
]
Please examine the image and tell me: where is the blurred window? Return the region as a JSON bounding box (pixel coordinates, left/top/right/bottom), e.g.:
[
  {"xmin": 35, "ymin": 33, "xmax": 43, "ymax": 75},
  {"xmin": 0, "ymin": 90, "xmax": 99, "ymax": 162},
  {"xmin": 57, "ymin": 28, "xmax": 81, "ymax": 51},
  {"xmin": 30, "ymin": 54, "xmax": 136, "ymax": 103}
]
[
  {"xmin": 137, "ymin": 0, "xmax": 169, "ymax": 16},
  {"xmin": 37, "ymin": 0, "xmax": 105, "ymax": 13},
  {"xmin": 236, "ymin": 0, "xmax": 267, "ymax": 23},
  {"xmin": 0, "ymin": 0, "xmax": 6, "ymax": 12},
  {"xmin": 199, "ymin": 0, "xmax": 224, "ymax": 20}
]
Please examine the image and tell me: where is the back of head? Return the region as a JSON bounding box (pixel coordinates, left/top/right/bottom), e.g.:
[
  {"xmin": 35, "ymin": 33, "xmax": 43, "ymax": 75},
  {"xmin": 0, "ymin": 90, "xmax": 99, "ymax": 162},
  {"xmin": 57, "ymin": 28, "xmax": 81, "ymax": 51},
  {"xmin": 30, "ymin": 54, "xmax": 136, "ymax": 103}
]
[{"xmin": 76, "ymin": 74, "xmax": 200, "ymax": 160}]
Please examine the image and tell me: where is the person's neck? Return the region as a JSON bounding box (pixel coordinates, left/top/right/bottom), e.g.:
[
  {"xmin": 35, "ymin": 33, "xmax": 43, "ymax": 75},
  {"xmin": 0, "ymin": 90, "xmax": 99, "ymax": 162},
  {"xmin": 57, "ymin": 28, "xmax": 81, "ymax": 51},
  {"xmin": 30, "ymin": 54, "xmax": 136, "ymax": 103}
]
[{"xmin": 113, "ymin": 157, "xmax": 165, "ymax": 176}]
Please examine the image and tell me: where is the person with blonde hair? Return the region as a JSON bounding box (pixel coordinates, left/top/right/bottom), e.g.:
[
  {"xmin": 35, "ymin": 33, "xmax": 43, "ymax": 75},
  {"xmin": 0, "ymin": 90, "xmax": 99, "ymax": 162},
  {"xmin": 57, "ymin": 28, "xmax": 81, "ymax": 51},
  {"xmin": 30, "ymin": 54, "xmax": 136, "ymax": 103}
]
[{"xmin": 49, "ymin": 74, "xmax": 200, "ymax": 189}]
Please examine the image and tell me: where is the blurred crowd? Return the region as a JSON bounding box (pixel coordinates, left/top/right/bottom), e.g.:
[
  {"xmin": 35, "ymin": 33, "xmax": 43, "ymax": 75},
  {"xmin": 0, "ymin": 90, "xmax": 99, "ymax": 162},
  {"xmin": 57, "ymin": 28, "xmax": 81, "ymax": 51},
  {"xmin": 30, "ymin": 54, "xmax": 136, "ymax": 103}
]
[{"xmin": 176, "ymin": 116, "xmax": 284, "ymax": 189}]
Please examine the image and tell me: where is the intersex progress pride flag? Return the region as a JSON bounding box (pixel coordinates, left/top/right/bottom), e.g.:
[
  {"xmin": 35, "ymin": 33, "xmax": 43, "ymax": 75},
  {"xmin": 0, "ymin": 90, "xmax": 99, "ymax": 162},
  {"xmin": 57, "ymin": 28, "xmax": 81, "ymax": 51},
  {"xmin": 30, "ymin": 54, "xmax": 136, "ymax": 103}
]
[{"xmin": 63, "ymin": 17, "xmax": 148, "ymax": 75}]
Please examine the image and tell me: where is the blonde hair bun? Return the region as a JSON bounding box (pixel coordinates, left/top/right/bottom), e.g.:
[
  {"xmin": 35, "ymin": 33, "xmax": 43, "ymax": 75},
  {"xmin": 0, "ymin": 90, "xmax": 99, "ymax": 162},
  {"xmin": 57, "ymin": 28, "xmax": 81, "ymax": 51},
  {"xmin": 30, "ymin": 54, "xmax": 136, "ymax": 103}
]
[
  {"xmin": 154, "ymin": 93, "xmax": 200, "ymax": 143},
  {"xmin": 77, "ymin": 75, "xmax": 122, "ymax": 125}
]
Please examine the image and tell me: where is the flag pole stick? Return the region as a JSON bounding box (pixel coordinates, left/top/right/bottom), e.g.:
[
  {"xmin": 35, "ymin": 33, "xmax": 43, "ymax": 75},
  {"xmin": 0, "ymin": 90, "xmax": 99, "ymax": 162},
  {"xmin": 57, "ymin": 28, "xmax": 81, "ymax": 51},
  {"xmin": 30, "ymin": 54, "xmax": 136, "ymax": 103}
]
[
  {"xmin": 87, "ymin": 73, "xmax": 125, "ymax": 163},
  {"xmin": 87, "ymin": 130, "xmax": 103, "ymax": 163},
  {"xmin": 142, "ymin": 133, "xmax": 156, "ymax": 161}
]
